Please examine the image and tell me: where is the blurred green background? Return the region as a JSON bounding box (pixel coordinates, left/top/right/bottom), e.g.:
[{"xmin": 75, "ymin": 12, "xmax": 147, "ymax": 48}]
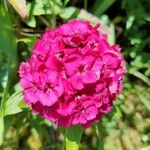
[{"xmin": 0, "ymin": 0, "xmax": 150, "ymax": 149}]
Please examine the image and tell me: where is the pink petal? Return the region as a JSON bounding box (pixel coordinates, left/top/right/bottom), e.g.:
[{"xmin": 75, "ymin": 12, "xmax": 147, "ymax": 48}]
[
  {"xmin": 70, "ymin": 73, "xmax": 84, "ymax": 90},
  {"xmin": 109, "ymin": 82, "xmax": 118, "ymax": 94},
  {"xmin": 92, "ymin": 58, "xmax": 103, "ymax": 71},
  {"xmin": 54, "ymin": 84, "xmax": 64, "ymax": 97},
  {"xmin": 96, "ymin": 82, "xmax": 106, "ymax": 92},
  {"xmin": 79, "ymin": 114, "xmax": 87, "ymax": 124},
  {"xmin": 64, "ymin": 54, "xmax": 81, "ymax": 76},
  {"xmin": 102, "ymin": 97, "xmax": 109, "ymax": 104},
  {"xmin": 44, "ymin": 108, "xmax": 59, "ymax": 122},
  {"xmin": 57, "ymin": 101, "xmax": 76, "ymax": 116},
  {"xmin": 72, "ymin": 116, "xmax": 80, "ymax": 125},
  {"xmin": 82, "ymin": 71, "xmax": 97, "ymax": 84},
  {"xmin": 103, "ymin": 52, "xmax": 120, "ymax": 69},
  {"xmin": 24, "ymin": 90, "xmax": 37, "ymax": 104},
  {"xmin": 83, "ymin": 55, "xmax": 95, "ymax": 69},
  {"xmin": 86, "ymin": 106, "xmax": 98, "ymax": 120},
  {"xmin": 47, "ymin": 71, "xmax": 58, "ymax": 83},
  {"xmin": 38, "ymin": 91, "xmax": 58, "ymax": 106}
]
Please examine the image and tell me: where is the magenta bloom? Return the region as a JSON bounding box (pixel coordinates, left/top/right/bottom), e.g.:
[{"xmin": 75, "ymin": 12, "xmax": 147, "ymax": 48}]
[{"xmin": 19, "ymin": 19, "xmax": 126, "ymax": 128}]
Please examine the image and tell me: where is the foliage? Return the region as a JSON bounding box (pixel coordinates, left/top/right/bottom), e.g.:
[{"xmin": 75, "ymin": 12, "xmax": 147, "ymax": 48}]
[{"xmin": 0, "ymin": 0, "xmax": 149, "ymax": 149}]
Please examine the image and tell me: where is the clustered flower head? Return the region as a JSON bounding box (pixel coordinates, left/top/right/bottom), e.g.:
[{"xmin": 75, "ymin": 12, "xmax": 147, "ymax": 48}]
[{"xmin": 19, "ymin": 19, "xmax": 126, "ymax": 128}]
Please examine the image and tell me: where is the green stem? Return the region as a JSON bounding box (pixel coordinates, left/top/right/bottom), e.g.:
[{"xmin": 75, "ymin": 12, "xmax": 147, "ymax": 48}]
[
  {"xmin": 51, "ymin": 15, "xmax": 56, "ymax": 28},
  {"xmin": 95, "ymin": 125, "xmax": 105, "ymax": 150},
  {"xmin": 0, "ymin": 2, "xmax": 18, "ymax": 145},
  {"xmin": 0, "ymin": 68, "xmax": 9, "ymax": 146},
  {"xmin": 84, "ymin": 0, "xmax": 88, "ymax": 10},
  {"xmin": 0, "ymin": 117, "xmax": 4, "ymax": 145},
  {"xmin": 48, "ymin": 0, "xmax": 56, "ymax": 28},
  {"xmin": 66, "ymin": 137, "xmax": 80, "ymax": 150}
]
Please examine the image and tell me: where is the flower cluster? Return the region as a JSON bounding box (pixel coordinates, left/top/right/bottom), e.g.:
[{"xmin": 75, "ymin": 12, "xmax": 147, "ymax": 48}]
[{"xmin": 19, "ymin": 19, "xmax": 126, "ymax": 128}]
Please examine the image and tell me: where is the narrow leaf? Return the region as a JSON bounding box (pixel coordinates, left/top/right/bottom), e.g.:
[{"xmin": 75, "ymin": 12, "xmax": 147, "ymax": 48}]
[
  {"xmin": 92, "ymin": 0, "xmax": 116, "ymax": 16},
  {"xmin": 129, "ymin": 69, "xmax": 150, "ymax": 86}
]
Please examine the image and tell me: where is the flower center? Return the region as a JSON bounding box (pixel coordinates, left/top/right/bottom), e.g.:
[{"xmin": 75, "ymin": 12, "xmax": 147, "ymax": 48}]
[
  {"xmin": 56, "ymin": 50, "xmax": 65, "ymax": 60},
  {"xmin": 44, "ymin": 83, "xmax": 54, "ymax": 92},
  {"xmin": 78, "ymin": 64, "xmax": 85, "ymax": 73},
  {"xmin": 90, "ymin": 42, "xmax": 98, "ymax": 49},
  {"xmin": 28, "ymin": 82, "xmax": 38, "ymax": 93},
  {"xmin": 37, "ymin": 54, "xmax": 46, "ymax": 61}
]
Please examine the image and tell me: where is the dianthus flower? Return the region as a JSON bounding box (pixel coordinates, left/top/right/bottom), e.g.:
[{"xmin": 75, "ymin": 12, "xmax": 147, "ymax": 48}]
[{"xmin": 19, "ymin": 19, "xmax": 126, "ymax": 128}]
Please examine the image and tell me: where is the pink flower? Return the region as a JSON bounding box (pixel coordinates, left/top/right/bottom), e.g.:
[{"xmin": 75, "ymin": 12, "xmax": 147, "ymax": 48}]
[
  {"xmin": 64, "ymin": 54, "xmax": 102, "ymax": 89},
  {"xmin": 19, "ymin": 19, "xmax": 126, "ymax": 128},
  {"xmin": 71, "ymin": 96, "xmax": 99, "ymax": 125}
]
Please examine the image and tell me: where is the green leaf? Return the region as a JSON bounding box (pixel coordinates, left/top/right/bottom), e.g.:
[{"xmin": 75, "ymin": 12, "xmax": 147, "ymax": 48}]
[
  {"xmin": 107, "ymin": 22, "xmax": 115, "ymax": 44},
  {"xmin": 0, "ymin": 3, "xmax": 17, "ymax": 68},
  {"xmin": 134, "ymin": 85, "xmax": 150, "ymax": 111},
  {"xmin": 18, "ymin": 100, "xmax": 29, "ymax": 109},
  {"xmin": 60, "ymin": 7, "xmax": 79, "ymax": 20},
  {"xmin": 123, "ymin": 0, "xmax": 150, "ymax": 21},
  {"xmin": 4, "ymin": 91, "xmax": 23, "ymax": 116},
  {"xmin": 26, "ymin": 16, "xmax": 36, "ymax": 27},
  {"xmin": 129, "ymin": 68, "xmax": 150, "ymax": 86},
  {"xmin": 64, "ymin": 0, "xmax": 70, "ymax": 6},
  {"xmin": 100, "ymin": 15, "xmax": 115, "ymax": 44},
  {"xmin": 126, "ymin": 15, "xmax": 135, "ymax": 30},
  {"xmin": 16, "ymin": 37, "xmax": 37, "ymax": 49},
  {"xmin": 27, "ymin": 0, "xmax": 62, "ymax": 16},
  {"xmin": 65, "ymin": 125, "xmax": 83, "ymax": 150},
  {"xmin": 43, "ymin": 119, "xmax": 52, "ymax": 127},
  {"xmin": 92, "ymin": 0, "xmax": 116, "ymax": 16},
  {"xmin": 138, "ymin": 94, "xmax": 150, "ymax": 111}
]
